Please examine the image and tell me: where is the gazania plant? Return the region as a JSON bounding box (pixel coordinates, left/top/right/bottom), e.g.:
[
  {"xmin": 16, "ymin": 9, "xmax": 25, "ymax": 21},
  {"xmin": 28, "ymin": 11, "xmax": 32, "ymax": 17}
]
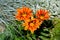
[
  {"xmin": 15, "ymin": 6, "xmax": 50, "ymax": 34},
  {"xmin": 0, "ymin": 0, "xmax": 60, "ymax": 40}
]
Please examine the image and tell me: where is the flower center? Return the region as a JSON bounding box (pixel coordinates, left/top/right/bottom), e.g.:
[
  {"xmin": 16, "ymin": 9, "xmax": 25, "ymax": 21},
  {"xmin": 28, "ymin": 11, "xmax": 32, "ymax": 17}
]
[
  {"xmin": 40, "ymin": 14, "xmax": 44, "ymax": 19},
  {"xmin": 29, "ymin": 20, "xmax": 36, "ymax": 27},
  {"xmin": 23, "ymin": 14, "xmax": 26, "ymax": 16},
  {"xmin": 40, "ymin": 16, "xmax": 44, "ymax": 19},
  {"xmin": 30, "ymin": 23, "xmax": 34, "ymax": 26},
  {"xmin": 41, "ymin": 14, "xmax": 44, "ymax": 16},
  {"xmin": 22, "ymin": 13, "xmax": 27, "ymax": 17}
]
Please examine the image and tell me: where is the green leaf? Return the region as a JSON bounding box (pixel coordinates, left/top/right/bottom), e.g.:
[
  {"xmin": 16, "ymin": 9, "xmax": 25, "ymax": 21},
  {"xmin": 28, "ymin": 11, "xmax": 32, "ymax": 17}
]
[{"xmin": 50, "ymin": 18, "xmax": 60, "ymax": 40}]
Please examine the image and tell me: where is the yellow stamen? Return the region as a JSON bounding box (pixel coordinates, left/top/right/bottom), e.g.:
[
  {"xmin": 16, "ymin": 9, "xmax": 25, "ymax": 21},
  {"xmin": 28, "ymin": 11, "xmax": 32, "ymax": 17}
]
[
  {"xmin": 30, "ymin": 23, "xmax": 34, "ymax": 26},
  {"xmin": 22, "ymin": 14, "xmax": 26, "ymax": 17},
  {"xmin": 40, "ymin": 16, "xmax": 44, "ymax": 19}
]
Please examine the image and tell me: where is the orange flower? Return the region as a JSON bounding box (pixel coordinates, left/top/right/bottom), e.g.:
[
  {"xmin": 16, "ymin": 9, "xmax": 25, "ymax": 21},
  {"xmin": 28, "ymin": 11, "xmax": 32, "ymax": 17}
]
[
  {"xmin": 36, "ymin": 9, "xmax": 50, "ymax": 20},
  {"xmin": 15, "ymin": 7, "xmax": 33, "ymax": 21},
  {"xmin": 23, "ymin": 17, "xmax": 43, "ymax": 33}
]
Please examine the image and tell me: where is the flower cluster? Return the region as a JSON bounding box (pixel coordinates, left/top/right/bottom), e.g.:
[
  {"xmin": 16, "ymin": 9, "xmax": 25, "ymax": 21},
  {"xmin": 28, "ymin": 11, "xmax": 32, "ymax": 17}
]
[{"xmin": 15, "ymin": 7, "xmax": 50, "ymax": 34}]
